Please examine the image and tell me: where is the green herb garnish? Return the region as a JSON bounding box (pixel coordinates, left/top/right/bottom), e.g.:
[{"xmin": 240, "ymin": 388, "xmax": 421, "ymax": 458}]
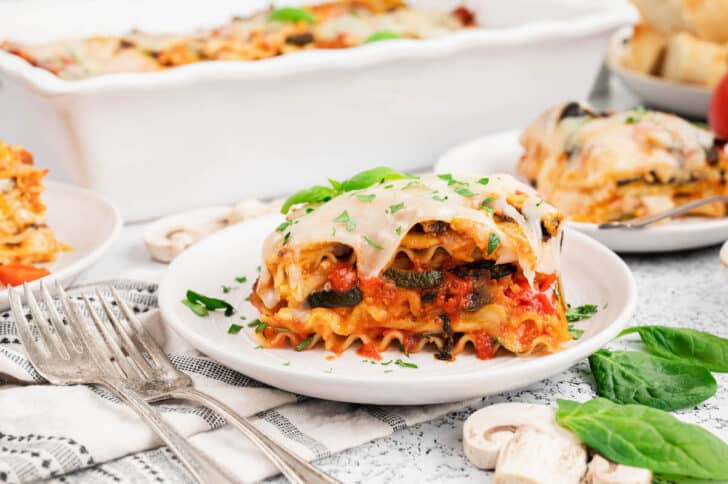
[
  {"xmin": 432, "ymin": 194, "xmax": 448, "ymax": 202},
  {"xmin": 363, "ymin": 235, "xmax": 383, "ymax": 250},
  {"xmin": 295, "ymin": 336, "xmax": 314, "ymax": 351},
  {"xmin": 477, "ymin": 177, "xmax": 490, "ymax": 185},
  {"xmin": 480, "ymin": 196, "xmax": 495, "ymax": 213},
  {"xmin": 395, "ymin": 359, "xmax": 418, "ymax": 369},
  {"xmin": 566, "ymin": 304, "xmax": 598, "ymax": 322},
  {"xmin": 185, "ymin": 290, "xmax": 234, "ymax": 317},
  {"xmin": 276, "ymin": 220, "xmax": 292, "ymax": 232},
  {"xmin": 388, "ymin": 202, "xmax": 405, "ymax": 214},
  {"xmin": 283, "ymin": 231, "xmax": 291, "ymax": 245},
  {"xmin": 589, "ymin": 349, "xmax": 716, "ymax": 410},
  {"xmin": 268, "ymin": 7, "xmax": 315, "ymax": 24},
  {"xmin": 487, "ymin": 233, "xmax": 500, "ymax": 255},
  {"xmin": 395, "ymin": 226, "xmax": 402, "ymax": 236},
  {"xmin": 227, "ymin": 323, "xmax": 243, "ymax": 334},
  {"xmin": 356, "ymin": 194, "xmax": 376, "ymax": 203},
  {"xmin": 334, "ymin": 210, "xmax": 356, "ymax": 232},
  {"xmin": 222, "ymin": 285, "xmax": 232, "ymax": 294},
  {"xmin": 235, "ymin": 276, "xmax": 247, "ymax": 283},
  {"xmin": 182, "ymin": 299, "xmax": 208, "ymax": 317},
  {"xmin": 248, "ymin": 319, "xmax": 268, "ymax": 333},
  {"xmin": 454, "ymin": 187, "xmax": 475, "ymax": 197},
  {"xmin": 281, "ymin": 185, "xmax": 335, "ymax": 214},
  {"xmin": 625, "ymin": 106, "xmax": 647, "ymax": 124},
  {"xmin": 364, "ymin": 31, "xmax": 402, "ymax": 43}
]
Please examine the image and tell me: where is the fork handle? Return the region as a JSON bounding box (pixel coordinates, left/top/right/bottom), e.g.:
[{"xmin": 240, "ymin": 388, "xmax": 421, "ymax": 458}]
[
  {"xmin": 170, "ymin": 387, "xmax": 341, "ymax": 484},
  {"xmin": 108, "ymin": 383, "xmax": 234, "ymax": 484}
]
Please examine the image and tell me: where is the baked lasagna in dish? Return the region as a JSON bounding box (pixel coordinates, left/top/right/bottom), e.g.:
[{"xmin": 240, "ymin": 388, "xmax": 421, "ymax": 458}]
[
  {"xmin": 1, "ymin": 0, "xmax": 476, "ymax": 80},
  {"xmin": 250, "ymin": 168, "xmax": 570, "ymax": 361},
  {"xmin": 519, "ymin": 102, "xmax": 728, "ymax": 223},
  {"xmin": 0, "ymin": 140, "xmax": 66, "ymax": 284}
]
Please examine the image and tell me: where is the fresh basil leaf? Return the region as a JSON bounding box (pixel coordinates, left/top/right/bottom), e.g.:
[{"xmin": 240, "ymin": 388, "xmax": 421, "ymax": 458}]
[
  {"xmin": 364, "ymin": 31, "xmax": 402, "ymax": 43},
  {"xmin": 589, "ymin": 349, "xmax": 716, "ymax": 410},
  {"xmin": 281, "ymin": 185, "xmax": 336, "ymax": 214},
  {"xmin": 182, "ymin": 299, "xmax": 208, "ymax": 317},
  {"xmin": 556, "ymin": 398, "xmax": 728, "ymax": 480},
  {"xmin": 487, "ymin": 233, "xmax": 500, "ymax": 255},
  {"xmin": 566, "ymin": 304, "xmax": 598, "ymax": 322},
  {"xmin": 340, "ymin": 167, "xmax": 410, "ymax": 192},
  {"xmin": 268, "ymin": 7, "xmax": 315, "ymax": 24},
  {"xmin": 186, "ymin": 290, "xmax": 234, "ymax": 316},
  {"xmin": 620, "ymin": 325, "xmax": 728, "ymax": 372}
]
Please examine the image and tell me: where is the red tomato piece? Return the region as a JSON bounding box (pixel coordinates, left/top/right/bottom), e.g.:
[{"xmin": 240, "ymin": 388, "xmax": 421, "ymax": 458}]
[
  {"xmin": 709, "ymin": 73, "xmax": 728, "ymax": 139},
  {"xmin": 0, "ymin": 263, "xmax": 50, "ymax": 287},
  {"xmin": 327, "ymin": 262, "xmax": 357, "ymax": 292}
]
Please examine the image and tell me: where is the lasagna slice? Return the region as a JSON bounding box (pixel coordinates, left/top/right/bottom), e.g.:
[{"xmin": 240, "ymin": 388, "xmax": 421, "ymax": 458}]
[
  {"xmin": 250, "ymin": 171, "xmax": 569, "ymax": 361},
  {"xmin": 519, "ymin": 102, "xmax": 728, "ymax": 223},
  {"xmin": 0, "ymin": 140, "xmax": 66, "ymax": 267}
]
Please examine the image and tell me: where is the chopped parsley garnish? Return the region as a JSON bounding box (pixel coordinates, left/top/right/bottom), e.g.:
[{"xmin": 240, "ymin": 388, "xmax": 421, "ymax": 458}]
[
  {"xmin": 568, "ymin": 325, "xmax": 585, "ymax": 339},
  {"xmin": 388, "ymin": 202, "xmax": 405, "ymax": 214},
  {"xmin": 282, "ymin": 231, "xmax": 291, "ymax": 245},
  {"xmin": 363, "ymin": 235, "xmax": 384, "ymax": 250},
  {"xmin": 383, "ymin": 183, "xmax": 394, "ymax": 189},
  {"xmin": 235, "ymin": 276, "xmax": 247, "ymax": 283},
  {"xmin": 268, "ymin": 7, "xmax": 315, "ymax": 24},
  {"xmin": 282, "ymin": 361, "xmax": 290, "ymax": 366},
  {"xmin": 184, "ymin": 290, "xmax": 234, "ymax": 317},
  {"xmin": 438, "ymin": 173, "xmax": 468, "ymax": 187},
  {"xmin": 257, "ymin": 265, "xmax": 261, "ymax": 272},
  {"xmin": 332, "ymin": 226, "xmax": 337, "ymax": 236},
  {"xmin": 395, "ymin": 359, "xmax": 418, "ymax": 369},
  {"xmin": 480, "ymin": 196, "xmax": 495, "ymax": 213},
  {"xmin": 625, "ymin": 106, "xmax": 647, "ymax": 124},
  {"xmin": 357, "ymin": 194, "xmax": 376, "ymax": 203},
  {"xmin": 248, "ymin": 319, "xmax": 268, "ymax": 333},
  {"xmin": 227, "ymin": 323, "xmax": 243, "ymax": 334},
  {"xmin": 254, "ymin": 345, "xmax": 263, "ymax": 350},
  {"xmin": 334, "ymin": 210, "xmax": 356, "ymax": 232},
  {"xmin": 380, "ymin": 360, "xmax": 393, "ymax": 366},
  {"xmin": 432, "ymin": 194, "xmax": 448, "ymax": 202},
  {"xmin": 240, "ymin": 315, "xmax": 247, "ymax": 320},
  {"xmin": 222, "ymin": 285, "xmax": 232, "ymax": 294},
  {"xmin": 244, "ymin": 295, "xmax": 251, "ymax": 302},
  {"xmin": 276, "ymin": 220, "xmax": 292, "ymax": 232},
  {"xmin": 454, "ymin": 187, "xmax": 475, "ymax": 197},
  {"xmin": 487, "ymin": 233, "xmax": 500, "ymax": 255},
  {"xmin": 305, "ymin": 207, "xmax": 315, "ymax": 214},
  {"xmin": 364, "ymin": 31, "xmax": 402, "ymax": 43},
  {"xmin": 395, "ymin": 226, "xmax": 402, "ymax": 236},
  {"xmin": 566, "ymin": 304, "xmax": 598, "ymax": 322},
  {"xmin": 536, "ymin": 199, "xmax": 544, "ymax": 207},
  {"xmin": 295, "ymin": 336, "xmax": 314, "ymax": 351},
  {"xmin": 477, "ymin": 177, "xmax": 490, "ymax": 185}
]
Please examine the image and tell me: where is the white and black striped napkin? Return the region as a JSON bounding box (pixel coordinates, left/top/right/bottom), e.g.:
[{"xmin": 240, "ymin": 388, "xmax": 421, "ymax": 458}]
[{"xmin": 0, "ymin": 280, "xmax": 470, "ymax": 483}]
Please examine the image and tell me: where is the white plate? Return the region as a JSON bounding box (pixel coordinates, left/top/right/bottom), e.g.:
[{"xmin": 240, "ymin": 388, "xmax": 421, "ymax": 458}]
[
  {"xmin": 436, "ymin": 130, "xmax": 728, "ymax": 252},
  {"xmin": 0, "ymin": 181, "xmax": 122, "ymax": 308},
  {"xmin": 607, "ymin": 27, "xmax": 712, "ymax": 119},
  {"xmin": 158, "ymin": 214, "xmax": 636, "ymax": 405}
]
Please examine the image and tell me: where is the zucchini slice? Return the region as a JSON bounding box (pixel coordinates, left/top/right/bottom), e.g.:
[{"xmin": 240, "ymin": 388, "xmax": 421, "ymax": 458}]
[
  {"xmin": 307, "ymin": 287, "xmax": 362, "ymax": 308},
  {"xmin": 384, "ymin": 269, "xmax": 443, "ymax": 289}
]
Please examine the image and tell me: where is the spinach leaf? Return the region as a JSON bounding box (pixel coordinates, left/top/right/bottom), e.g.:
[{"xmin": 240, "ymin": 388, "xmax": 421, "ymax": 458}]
[
  {"xmin": 589, "ymin": 349, "xmax": 716, "ymax": 410},
  {"xmin": 281, "ymin": 185, "xmax": 336, "ymax": 214},
  {"xmin": 186, "ymin": 290, "xmax": 234, "ymax": 317},
  {"xmin": 620, "ymin": 325, "xmax": 728, "ymax": 372},
  {"xmin": 556, "ymin": 398, "xmax": 728, "ymax": 480},
  {"xmin": 339, "ymin": 166, "xmax": 410, "ymax": 192}
]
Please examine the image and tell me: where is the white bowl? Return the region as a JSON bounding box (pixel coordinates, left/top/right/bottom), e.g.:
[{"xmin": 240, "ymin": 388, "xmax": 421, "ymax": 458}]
[
  {"xmin": 607, "ymin": 27, "xmax": 713, "ymax": 118},
  {"xmin": 0, "ymin": 181, "xmax": 122, "ymax": 309},
  {"xmin": 436, "ymin": 130, "xmax": 728, "ymax": 252},
  {"xmin": 0, "ymin": 0, "xmax": 637, "ymax": 221},
  {"xmin": 158, "ymin": 214, "xmax": 636, "ymax": 405}
]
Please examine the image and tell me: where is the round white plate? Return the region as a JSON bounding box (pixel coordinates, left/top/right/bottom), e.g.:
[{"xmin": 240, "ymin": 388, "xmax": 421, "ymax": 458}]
[
  {"xmin": 607, "ymin": 27, "xmax": 712, "ymax": 119},
  {"xmin": 436, "ymin": 130, "xmax": 728, "ymax": 252},
  {"xmin": 0, "ymin": 181, "xmax": 122, "ymax": 308},
  {"xmin": 158, "ymin": 214, "xmax": 636, "ymax": 405}
]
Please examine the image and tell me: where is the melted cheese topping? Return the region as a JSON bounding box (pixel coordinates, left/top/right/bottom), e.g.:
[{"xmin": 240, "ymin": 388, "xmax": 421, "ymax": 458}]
[{"xmin": 262, "ymin": 174, "xmax": 562, "ymax": 287}]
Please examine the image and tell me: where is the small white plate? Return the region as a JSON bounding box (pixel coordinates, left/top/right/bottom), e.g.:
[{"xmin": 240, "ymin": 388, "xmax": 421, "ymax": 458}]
[
  {"xmin": 436, "ymin": 130, "xmax": 728, "ymax": 253},
  {"xmin": 0, "ymin": 181, "xmax": 122, "ymax": 308},
  {"xmin": 158, "ymin": 214, "xmax": 636, "ymax": 405},
  {"xmin": 607, "ymin": 27, "xmax": 712, "ymax": 119}
]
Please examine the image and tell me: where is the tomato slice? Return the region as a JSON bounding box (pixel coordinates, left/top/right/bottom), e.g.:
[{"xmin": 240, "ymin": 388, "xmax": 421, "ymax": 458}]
[
  {"xmin": 0, "ymin": 263, "xmax": 50, "ymax": 287},
  {"xmin": 709, "ymin": 73, "xmax": 728, "ymax": 139}
]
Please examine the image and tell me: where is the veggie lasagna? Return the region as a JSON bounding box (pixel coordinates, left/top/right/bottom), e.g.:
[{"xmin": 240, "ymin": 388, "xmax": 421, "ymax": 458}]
[
  {"xmin": 519, "ymin": 102, "xmax": 728, "ymax": 223},
  {"xmin": 250, "ymin": 168, "xmax": 570, "ymax": 361},
  {"xmin": 1, "ymin": 0, "xmax": 476, "ymax": 80},
  {"xmin": 0, "ymin": 140, "xmax": 66, "ymax": 279}
]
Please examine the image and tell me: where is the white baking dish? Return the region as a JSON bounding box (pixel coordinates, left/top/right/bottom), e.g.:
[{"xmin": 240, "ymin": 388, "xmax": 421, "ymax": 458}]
[{"xmin": 0, "ymin": 0, "xmax": 637, "ymax": 221}]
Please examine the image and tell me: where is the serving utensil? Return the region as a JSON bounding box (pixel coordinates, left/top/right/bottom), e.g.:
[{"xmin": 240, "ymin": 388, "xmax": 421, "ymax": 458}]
[
  {"xmin": 598, "ymin": 196, "xmax": 728, "ymax": 229},
  {"xmin": 8, "ymin": 282, "xmax": 232, "ymax": 484},
  {"xmin": 92, "ymin": 286, "xmax": 340, "ymax": 484}
]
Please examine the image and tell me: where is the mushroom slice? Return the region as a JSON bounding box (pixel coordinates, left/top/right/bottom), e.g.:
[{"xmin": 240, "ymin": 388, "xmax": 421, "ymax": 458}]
[
  {"xmin": 463, "ymin": 402, "xmax": 580, "ymax": 470},
  {"xmin": 494, "ymin": 425, "xmax": 587, "ymax": 484},
  {"xmin": 229, "ymin": 198, "xmax": 283, "ymax": 224},
  {"xmin": 144, "ymin": 207, "xmax": 232, "ymax": 263},
  {"xmin": 586, "ymin": 454, "xmax": 652, "ymax": 484}
]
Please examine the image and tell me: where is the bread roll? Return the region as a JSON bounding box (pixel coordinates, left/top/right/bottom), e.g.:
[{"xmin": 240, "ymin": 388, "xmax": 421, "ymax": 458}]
[
  {"xmin": 682, "ymin": 0, "xmax": 728, "ymax": 43},
  {"xmin": 629, "ymin": 0, "xmax": 694, "ymax": 34},
  {"xmin": 661, "ymin": 32, "xmax": 728, "ymax": 87},
  {"xmin": 622, "ymin": 23, "xmax": 667, "ymax": 74}
]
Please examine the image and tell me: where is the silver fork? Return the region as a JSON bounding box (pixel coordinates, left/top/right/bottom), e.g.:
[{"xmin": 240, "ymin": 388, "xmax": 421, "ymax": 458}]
[
  {"xmin": 93, "ymin": 286, "xmax": 340, "ymax": 484},
  {"xmin": 8, "ymin": 282, "xmax": 232, "ymax": 484},
  {"xmin": 598, "ymin": 195, "xmax": 728, "ymax": 229}
]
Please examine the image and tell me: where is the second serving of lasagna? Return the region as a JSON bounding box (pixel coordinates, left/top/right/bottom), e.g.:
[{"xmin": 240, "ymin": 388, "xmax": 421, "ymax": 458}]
[
  {"xmin": 250, "ymin": 168, "xmax": 570, "ymax": 361},
  {"xmin": 519, "ymin": 101, "xmax": 728, "ymax": 223}
]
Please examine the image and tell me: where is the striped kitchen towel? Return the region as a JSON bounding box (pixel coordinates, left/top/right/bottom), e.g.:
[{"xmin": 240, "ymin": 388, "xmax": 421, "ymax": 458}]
[{"xmin": 0, "ymin": 279, "xmax": 470, "ymax": 483}]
